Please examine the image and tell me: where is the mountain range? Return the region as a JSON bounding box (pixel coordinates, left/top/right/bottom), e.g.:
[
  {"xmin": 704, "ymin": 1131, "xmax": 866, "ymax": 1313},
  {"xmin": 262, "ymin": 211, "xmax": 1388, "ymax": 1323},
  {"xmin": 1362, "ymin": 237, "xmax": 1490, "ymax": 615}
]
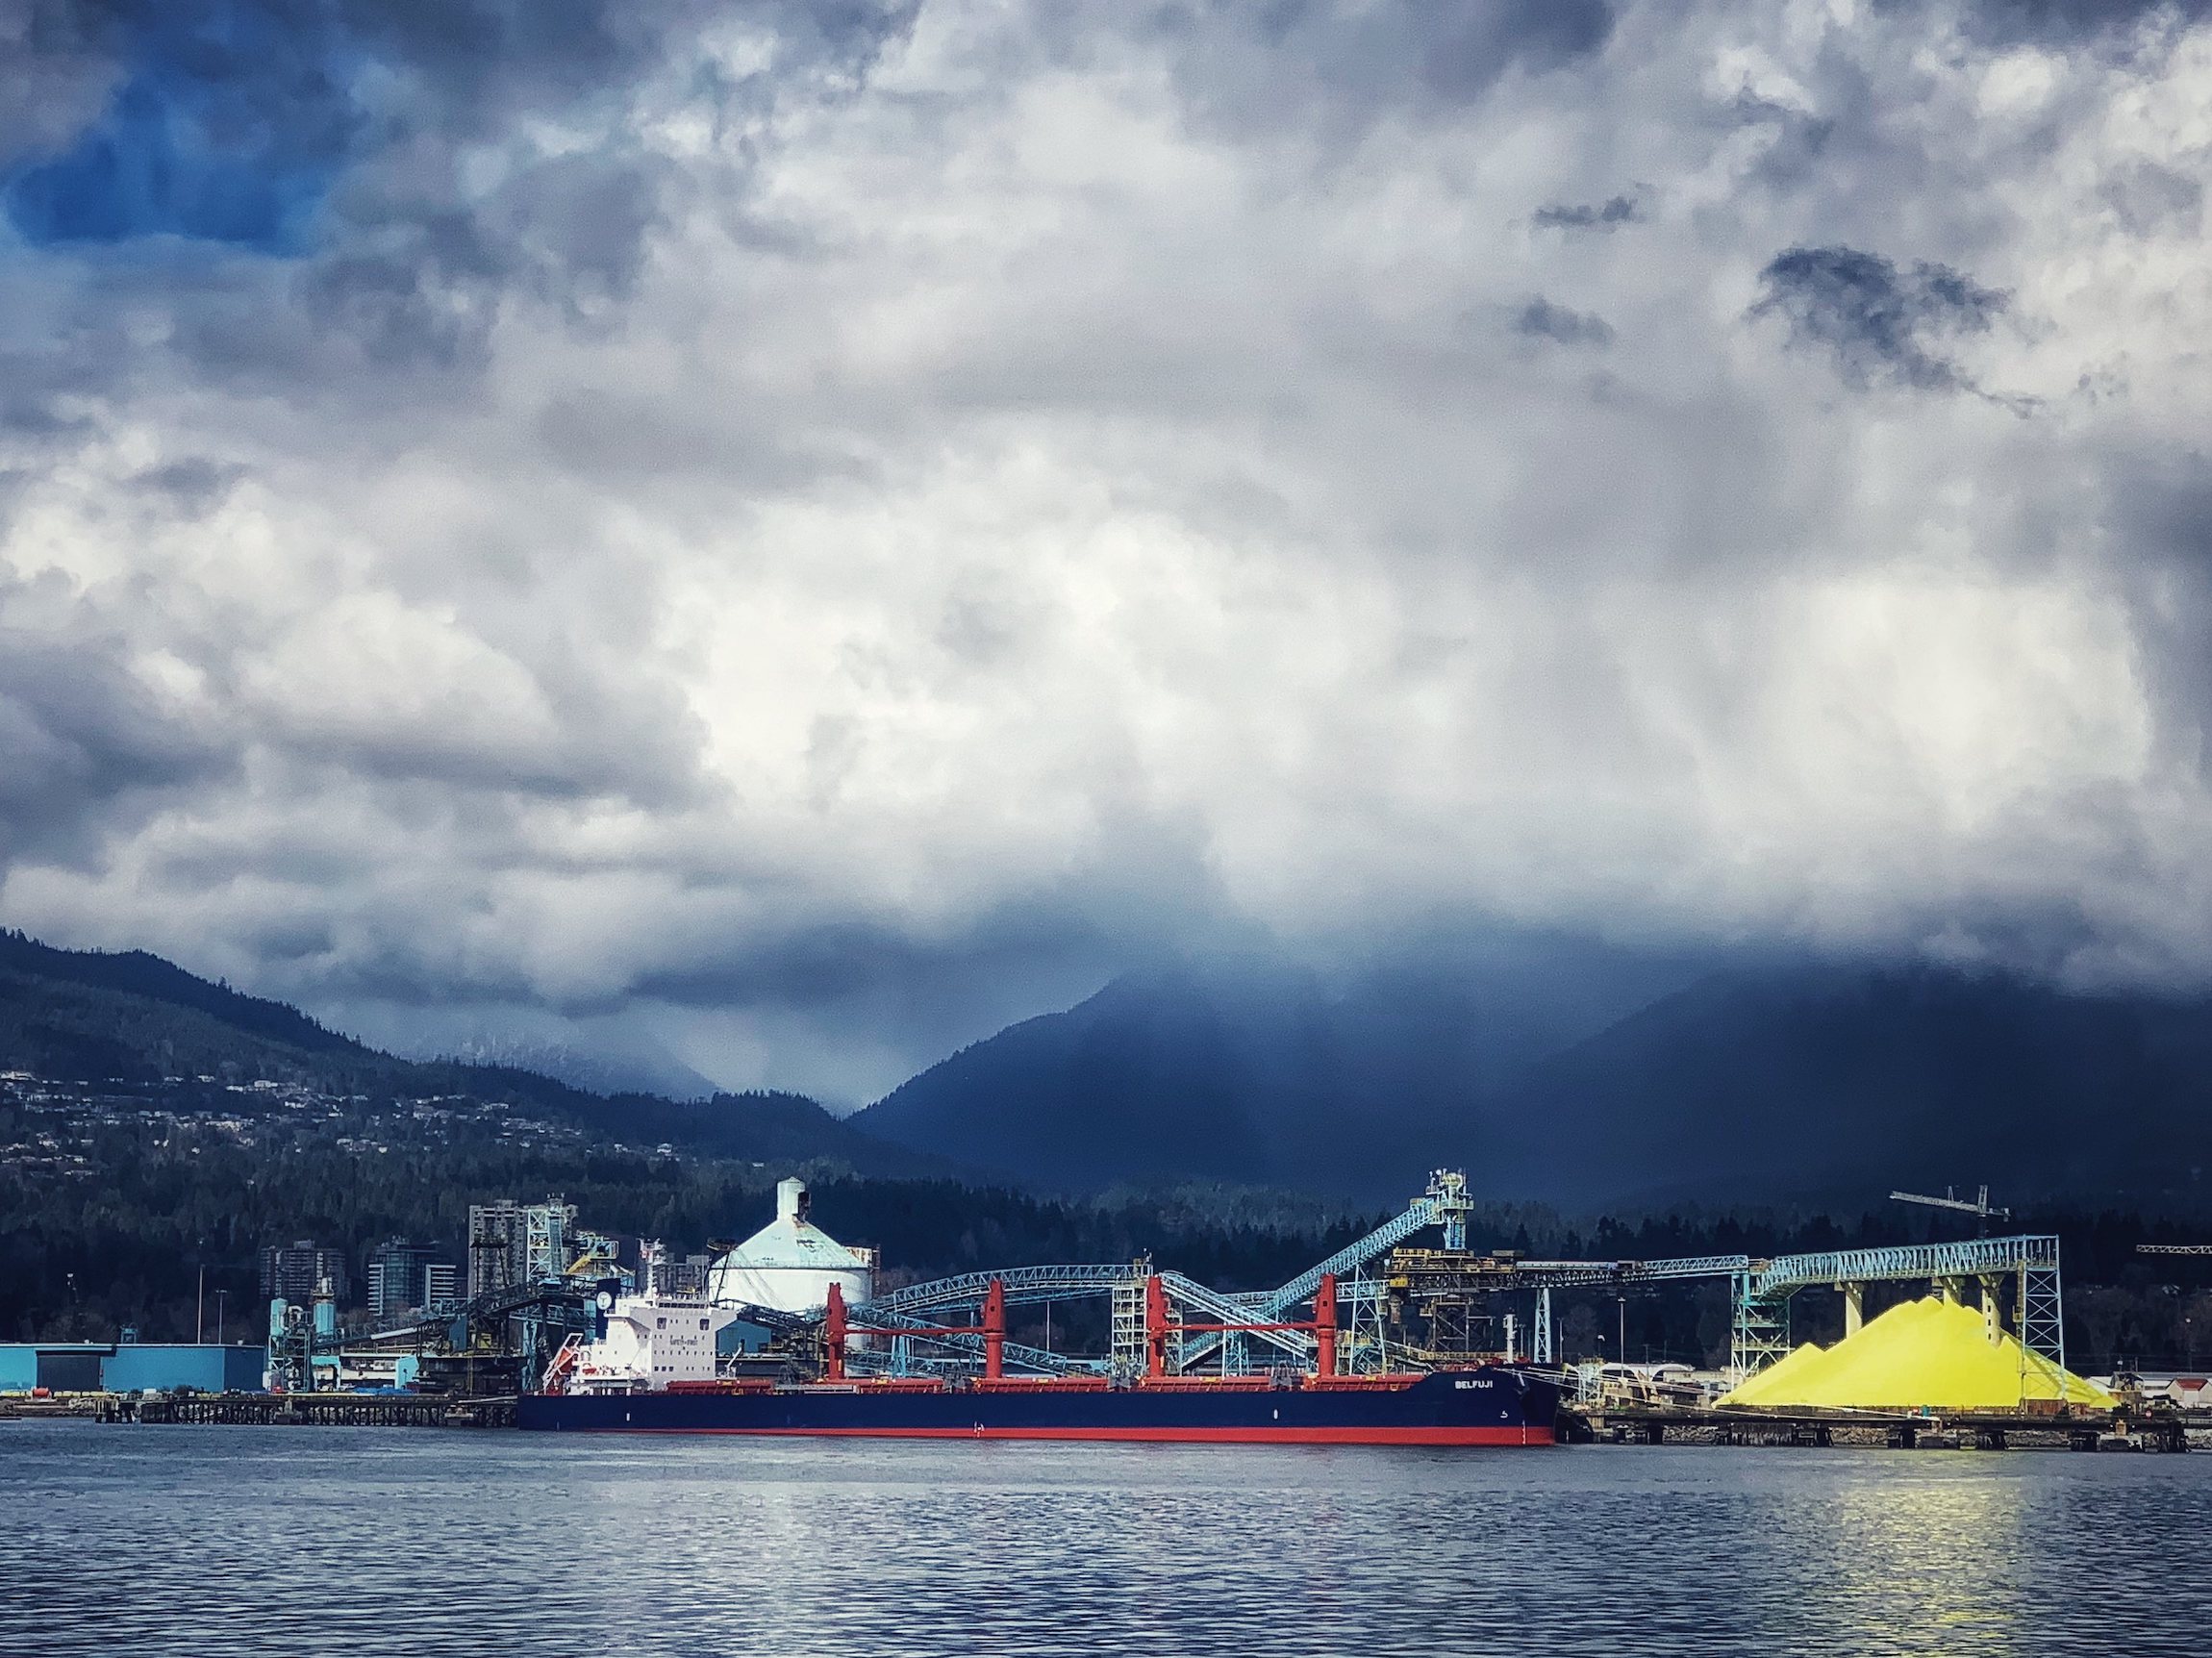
[
  {"xmin": 850, "ymin": 956, "xmax": 2212, "ymax": 1211},
  {"xmin": 0, "ymin": 929, "xmax": 904, "ymax": 1171},
  {"xmin": 7, "ymin": 926, "xmax": 2212, "ymax": 1213}
]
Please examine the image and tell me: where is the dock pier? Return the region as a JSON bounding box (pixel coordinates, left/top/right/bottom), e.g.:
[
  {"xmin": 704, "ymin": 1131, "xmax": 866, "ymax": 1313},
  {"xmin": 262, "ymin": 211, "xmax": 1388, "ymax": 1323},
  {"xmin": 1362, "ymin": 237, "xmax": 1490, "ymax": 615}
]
[
  {"xmin": 67, "ymin": 1392, "xmax": 519, "ymax": 1428},
  {"xmin": 1563, "ymin": 1403, "xmax": 2199, "ymax": 1452}
]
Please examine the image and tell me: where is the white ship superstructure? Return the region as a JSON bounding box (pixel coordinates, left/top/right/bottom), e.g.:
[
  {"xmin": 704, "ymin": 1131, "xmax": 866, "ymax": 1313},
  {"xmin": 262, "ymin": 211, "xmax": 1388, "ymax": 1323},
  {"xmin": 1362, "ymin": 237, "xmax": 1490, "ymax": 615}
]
[
  {"xmin": 548, "ymin": 1244, "xmax": 735, "ymax": 1396},
  {"xmin": 544, "ymin": 1182, "xmax": 880, "ymax": 1395}
]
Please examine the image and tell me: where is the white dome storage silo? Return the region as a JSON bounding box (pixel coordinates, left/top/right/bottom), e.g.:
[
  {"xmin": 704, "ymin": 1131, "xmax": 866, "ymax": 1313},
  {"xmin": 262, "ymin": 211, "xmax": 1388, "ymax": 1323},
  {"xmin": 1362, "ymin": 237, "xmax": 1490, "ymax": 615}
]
[{"xmin": 707, "ymin": 1177, "xmax": 876, "ymax": 1316}]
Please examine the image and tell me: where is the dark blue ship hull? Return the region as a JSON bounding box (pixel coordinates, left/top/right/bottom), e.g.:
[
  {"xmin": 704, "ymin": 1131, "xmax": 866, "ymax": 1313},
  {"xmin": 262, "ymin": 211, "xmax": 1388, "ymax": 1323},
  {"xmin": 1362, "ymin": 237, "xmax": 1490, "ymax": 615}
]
[{"xmin": 516, "ymin": 1368, "xmax": 1557, "ymax": 1444}]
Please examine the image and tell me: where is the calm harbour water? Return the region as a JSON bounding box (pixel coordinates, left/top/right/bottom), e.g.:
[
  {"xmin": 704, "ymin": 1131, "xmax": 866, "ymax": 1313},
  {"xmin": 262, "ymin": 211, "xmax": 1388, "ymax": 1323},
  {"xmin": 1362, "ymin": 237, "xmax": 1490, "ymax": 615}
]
[{"xmin": 5, "ymin": 1422, "xmax": 2206, "ymax": 1656}]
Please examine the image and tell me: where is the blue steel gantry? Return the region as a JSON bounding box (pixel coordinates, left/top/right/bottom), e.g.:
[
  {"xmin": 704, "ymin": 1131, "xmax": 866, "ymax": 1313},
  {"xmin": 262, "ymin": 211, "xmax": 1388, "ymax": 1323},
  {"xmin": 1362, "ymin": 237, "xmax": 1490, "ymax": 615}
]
[
  {"xmin": 1392, "ymin": 1235, "xmax": 2067, "ymax": 1375},
  {"xmin": 778, "ymin": 1171, "xmax": 2068, "ymax": 1382},
  {"xmin": 1726, "ymin": 1234, "xmax": 2065, "ymax": 1375},
  {"xmin": 1177, "ymin": 1168, "xmax": 1476, "ymax": 1374},
  {"xmin": 792, "ymin": 1172, "xmax": 1479, "ymax": 1380}
]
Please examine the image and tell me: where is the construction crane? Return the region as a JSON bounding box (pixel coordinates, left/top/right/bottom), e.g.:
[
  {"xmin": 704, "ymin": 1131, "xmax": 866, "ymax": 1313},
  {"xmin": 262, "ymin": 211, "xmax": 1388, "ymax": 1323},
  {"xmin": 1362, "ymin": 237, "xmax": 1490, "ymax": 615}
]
[
  {"xmin": 1891, "ymin": 1186, "xmax": 2009, "ymax": 1234},
  {"xmin": 2137, "ymin": 1244, "xmax": 2212, "ymax": 1256}
]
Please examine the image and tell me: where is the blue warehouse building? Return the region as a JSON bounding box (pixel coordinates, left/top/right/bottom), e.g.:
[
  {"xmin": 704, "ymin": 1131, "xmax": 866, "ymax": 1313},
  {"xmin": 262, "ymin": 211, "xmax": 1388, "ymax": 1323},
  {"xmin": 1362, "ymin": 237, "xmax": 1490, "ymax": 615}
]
[{"xmin": 0, "ymin": 1343, "xmax": 266, "ymax": 1394}]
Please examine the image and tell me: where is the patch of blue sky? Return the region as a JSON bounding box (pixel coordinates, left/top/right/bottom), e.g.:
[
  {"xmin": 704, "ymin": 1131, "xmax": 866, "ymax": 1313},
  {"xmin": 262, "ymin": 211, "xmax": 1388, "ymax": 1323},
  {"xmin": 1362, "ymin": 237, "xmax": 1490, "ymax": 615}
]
[{"xmin": 5, "ymin": 9, "xmax": 363, "ymax": 255}]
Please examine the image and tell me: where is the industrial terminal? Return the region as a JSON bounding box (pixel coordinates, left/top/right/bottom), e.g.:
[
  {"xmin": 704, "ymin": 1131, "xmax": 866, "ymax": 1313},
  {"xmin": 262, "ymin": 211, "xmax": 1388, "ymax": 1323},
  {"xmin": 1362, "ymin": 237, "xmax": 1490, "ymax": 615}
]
[{"xmin": 4, "ymin": 1171, "xmax": 2200, "ymax": 1448}]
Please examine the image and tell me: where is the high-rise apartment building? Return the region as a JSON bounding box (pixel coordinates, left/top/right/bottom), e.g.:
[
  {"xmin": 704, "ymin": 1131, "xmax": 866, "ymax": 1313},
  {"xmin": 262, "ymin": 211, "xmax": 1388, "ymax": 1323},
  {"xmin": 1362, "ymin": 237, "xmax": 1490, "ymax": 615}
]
[
  {"xmin": 365, "ymin": 1240, "xmax": 454, "ymax": 1322},
  {"xmin": 258, "ymin": 1240, "xmax": 349, "ymax": 1305}
]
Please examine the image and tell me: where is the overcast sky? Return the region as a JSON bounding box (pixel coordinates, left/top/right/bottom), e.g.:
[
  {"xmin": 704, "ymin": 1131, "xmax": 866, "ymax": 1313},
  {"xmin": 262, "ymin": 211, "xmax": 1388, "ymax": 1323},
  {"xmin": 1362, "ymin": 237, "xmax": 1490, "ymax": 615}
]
[{"xmin": 4, "ymin": 0, "xmax": 2212, "ymax": 1101}]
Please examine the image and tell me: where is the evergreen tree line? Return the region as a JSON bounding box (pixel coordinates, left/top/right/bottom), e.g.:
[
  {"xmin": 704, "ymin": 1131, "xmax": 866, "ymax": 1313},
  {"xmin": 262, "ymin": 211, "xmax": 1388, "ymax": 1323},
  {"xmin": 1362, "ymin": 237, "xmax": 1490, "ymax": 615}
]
[{"xmin": 10, "ymin": 1112, "xmax": 2212, "ymax": 1370}]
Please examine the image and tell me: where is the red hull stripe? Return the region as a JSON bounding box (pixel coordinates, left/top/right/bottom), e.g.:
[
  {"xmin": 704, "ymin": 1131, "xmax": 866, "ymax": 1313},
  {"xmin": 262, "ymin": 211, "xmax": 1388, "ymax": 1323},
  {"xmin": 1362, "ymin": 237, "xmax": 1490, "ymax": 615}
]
[{"xmin": 595, "ymin": 1425, "xmax": 1551, "ymax": 1444}]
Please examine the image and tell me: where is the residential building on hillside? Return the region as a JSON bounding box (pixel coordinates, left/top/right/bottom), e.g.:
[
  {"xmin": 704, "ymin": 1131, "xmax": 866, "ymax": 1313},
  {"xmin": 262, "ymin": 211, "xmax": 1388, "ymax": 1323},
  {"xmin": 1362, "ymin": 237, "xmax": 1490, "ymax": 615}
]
[
  {"xmin": 258, "ymin": 1240, "xmax": 349, "ymax": 1305},
  {"xmin": 365, "ymin": 1240, "xmax": 457, "ymax": 1322}
]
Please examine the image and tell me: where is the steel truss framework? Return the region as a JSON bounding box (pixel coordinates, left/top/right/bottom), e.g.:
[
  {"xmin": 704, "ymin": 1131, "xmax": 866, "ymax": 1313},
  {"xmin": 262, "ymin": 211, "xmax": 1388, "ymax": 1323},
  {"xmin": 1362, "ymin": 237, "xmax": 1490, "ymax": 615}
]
[
  {"xmin": 869, "ymin": 1263, "xmax": 1151, "ymax": 1316},
  {"xmin": 1728, "ymin": 1234, "xmax": 2065, "ymax": 1376},
  {"xmin": 776, "ymin": 1181, "xmax": 2066, "ymax": 1384},
  {"xmin": 1179, "ymin": 1170, "xmax": 1475, "ymax": 1373},
  {"xmin": 1747, "ymin": 1235, "xmax": 2059, "ymax": 1299},
  {"xmin": 1389, "ymin": 1234, "xmax": 2067, "ymax": 1377},
  {"xmin": 801, "ymin": 1173, "xmax": 1479, "ymax": 1379},
  {"xmin": 2018, "ymin": 1263, "xmax": 2065, "ymax": 1374},
  {"xmin": 1513, "ymin": 1255, "xmax": 1754, "ymax": 1288},
  {"xmin": 850, "ymin": 1263, "xmax": 1325, "ymax": 1376},
  {"xmin": 1390, "ymin": 1253, "xmax": 1760, "ymax": 1365},
  {"xmin": 1730, "ymin": 1271, "xmax": 1794, "ymax": 1375},
  {"xmin": 843, "ymin": 1303, "xmax": 1092, "ymax": 1377},
  {"xmin": 856, "ymin": 1267, "xmax": 1144, "ymax": 1376}
]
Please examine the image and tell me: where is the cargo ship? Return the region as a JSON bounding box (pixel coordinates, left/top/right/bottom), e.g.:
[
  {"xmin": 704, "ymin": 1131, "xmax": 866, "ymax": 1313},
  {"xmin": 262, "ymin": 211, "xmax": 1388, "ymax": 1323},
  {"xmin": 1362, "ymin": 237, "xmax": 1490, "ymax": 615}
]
[
  {"xmin": 517, "ymin": 1248, "xmax": 1558, "ymax": 1445},
  {"xmin": 517, "ymin": 1365, "xmax": 1557, "ymax": 1444}
]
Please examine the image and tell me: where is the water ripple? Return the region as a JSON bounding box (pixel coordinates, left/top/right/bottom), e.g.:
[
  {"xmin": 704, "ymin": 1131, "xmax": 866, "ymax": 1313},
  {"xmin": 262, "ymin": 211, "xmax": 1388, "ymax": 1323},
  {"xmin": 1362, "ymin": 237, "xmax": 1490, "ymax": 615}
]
[{"xmin": 4, "ymin": 1425, "xmax": 2206, "ymax": 1656}]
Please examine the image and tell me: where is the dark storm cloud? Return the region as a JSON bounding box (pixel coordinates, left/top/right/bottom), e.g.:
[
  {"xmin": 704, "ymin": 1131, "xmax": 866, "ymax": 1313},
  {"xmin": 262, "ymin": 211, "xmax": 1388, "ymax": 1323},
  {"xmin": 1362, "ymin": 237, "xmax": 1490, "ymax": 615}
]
[
  {"xmin": 0, "ymin": 349, "xmax": 104, "ymax": 443},
  {"xmin": 1511, "ymin": 295, "xmax": 1613, "ymax": 347},
  {"xmin": 1412, "ymin": 0, "xmax": 1613, "ymax": 96},
  {"xmin": 1941, "ymin": 0, "xmax": 2212, "ymax": 43},
  {"xmin": 4, "ymin": 14, "xmax": 357, "ymax": 250},
  {"xmin": 1152, "ymin": 0, "xmax": 1614, "ymax": 135},
  {"xmin": 0, "ymin": 0, "xmax": 916, "ymax": 376},
  {"xmin": 2095, "ymin": 451, "xmax": 2212, "ymax": 759},
  {"xmin": 635, "ymin": 908, "xmax": 1115, "ymax": 1012},
  {"xmin": 277, "ymin": 147, "xmax": 683, "ymax": 372},
  {"xmin": 0, "ymin": 576, "xmax": 232, "ymax": 862},
  {"xmin": 2, "ymin": 0, "xmax": 693, "ymax": 178},
  {"xmin": 127, "ymin": 457, "xmax": 239, "ymax": 514},
  {"xmin": 2101, "ymin": 161, "xmax": 2202, "ymax": 236},
  {"xmin": 11, "ymin": 0, "xmax": 2212, "ymax": 1102},
  {"xmin": 1753, "ymin": 246, "xmax": 2007, "ymax": 391},
  {"xmin": 1532, "ymin": 193, "xmax": 1639, "ymax": 230}
]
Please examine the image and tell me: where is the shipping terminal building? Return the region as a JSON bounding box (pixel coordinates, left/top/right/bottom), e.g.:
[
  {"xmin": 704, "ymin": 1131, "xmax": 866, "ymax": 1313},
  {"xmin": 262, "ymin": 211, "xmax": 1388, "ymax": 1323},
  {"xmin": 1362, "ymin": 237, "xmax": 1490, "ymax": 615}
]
[{"xmin": 3, "ymin": 1172, "xmax": 2174, "ymax": 1448}]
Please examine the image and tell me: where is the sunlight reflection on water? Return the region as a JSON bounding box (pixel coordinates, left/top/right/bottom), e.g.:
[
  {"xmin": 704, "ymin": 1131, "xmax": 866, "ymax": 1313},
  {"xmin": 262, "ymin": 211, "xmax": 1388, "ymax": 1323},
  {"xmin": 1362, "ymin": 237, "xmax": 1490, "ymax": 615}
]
[{"xmin": 4, "ymin": 1424, "xmax": 2205, "ymax": 1656}]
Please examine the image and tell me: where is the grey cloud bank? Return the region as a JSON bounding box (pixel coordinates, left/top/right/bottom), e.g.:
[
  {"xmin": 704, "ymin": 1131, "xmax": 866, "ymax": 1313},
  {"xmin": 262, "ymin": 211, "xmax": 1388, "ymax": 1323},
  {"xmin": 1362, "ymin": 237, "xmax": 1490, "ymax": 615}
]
[
  {"xmin": 1753, "ymin": 245, "xmax": 2006, "ymax": 391},
  {"xmin": 1533, "ymin": 194, "xmax": 1642, "ymax": 229},
  {"xmin": 2, "ymin": 0, "xmax": 2211, "ymax": 1099},
  {"xmin": 1511, "ymin": 295, "xmax": 1615, "ymax": 346}
]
